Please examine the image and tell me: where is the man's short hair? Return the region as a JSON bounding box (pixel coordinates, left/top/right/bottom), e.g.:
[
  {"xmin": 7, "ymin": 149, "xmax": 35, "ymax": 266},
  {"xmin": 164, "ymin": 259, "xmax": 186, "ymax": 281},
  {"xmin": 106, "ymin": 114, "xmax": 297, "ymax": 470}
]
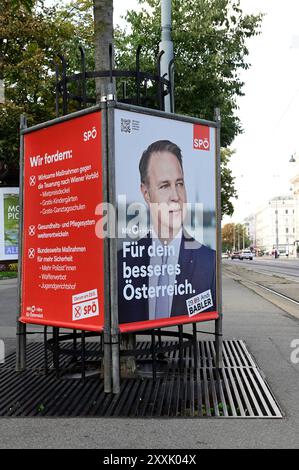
[{"xmin": 139, "ymin": 140, "xmax": 183, "ymax": 184}]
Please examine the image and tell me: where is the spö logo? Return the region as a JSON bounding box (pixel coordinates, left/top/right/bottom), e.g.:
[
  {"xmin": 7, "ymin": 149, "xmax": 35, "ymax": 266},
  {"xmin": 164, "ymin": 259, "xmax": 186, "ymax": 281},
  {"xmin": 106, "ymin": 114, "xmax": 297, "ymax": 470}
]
[
  {"xmin": 83, "ymin": 126, "xmax": 97, "ymax": 142},
  {"xmin": 72, "ymin": 289, "xmax": 99, "ymax": 321},
  {"xmin": 193, "ymin": 124, "xmax": 210, "ymax": 151}
]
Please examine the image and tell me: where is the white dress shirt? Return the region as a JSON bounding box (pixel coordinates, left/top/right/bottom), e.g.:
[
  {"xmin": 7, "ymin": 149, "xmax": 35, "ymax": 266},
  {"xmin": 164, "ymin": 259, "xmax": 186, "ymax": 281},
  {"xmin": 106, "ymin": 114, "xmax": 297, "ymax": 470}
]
[{"xmin": 148, "ymin": 229, "xmax": 182, "ymax": 320}]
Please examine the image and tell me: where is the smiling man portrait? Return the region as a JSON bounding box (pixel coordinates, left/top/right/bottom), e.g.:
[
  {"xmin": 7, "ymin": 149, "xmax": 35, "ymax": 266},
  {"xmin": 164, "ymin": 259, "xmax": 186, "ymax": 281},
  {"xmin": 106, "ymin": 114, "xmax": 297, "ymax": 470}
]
[{"xmin": 118, "ymin": 139, "xmax": 216, "ymax": 324}]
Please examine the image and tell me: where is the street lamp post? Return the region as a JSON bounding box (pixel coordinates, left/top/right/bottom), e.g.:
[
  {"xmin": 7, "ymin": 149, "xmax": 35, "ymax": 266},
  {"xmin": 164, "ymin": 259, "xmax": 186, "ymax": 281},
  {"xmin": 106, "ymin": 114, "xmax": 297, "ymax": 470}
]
[
  {"xmin": 159, "ymin": 0, "xmax": 174, "ymax": 113},
  {"xmin": 275, "ymin": 199, "xmax": 279, "ymax": 252},
  {"xmin": 289, "ymin": 153, "xmax": 297, "ymax": 257},
  {"xmin": 233, "ymin": 224, "xmax": 236, "ymax": 251}
]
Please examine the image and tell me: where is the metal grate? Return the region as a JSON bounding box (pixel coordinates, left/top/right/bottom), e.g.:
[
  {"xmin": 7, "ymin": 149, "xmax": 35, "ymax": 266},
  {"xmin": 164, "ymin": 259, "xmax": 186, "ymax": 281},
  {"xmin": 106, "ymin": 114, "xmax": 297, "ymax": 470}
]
[{"xmin": 0, "ymin": 340, "xmax": 282, "ymax": 418}]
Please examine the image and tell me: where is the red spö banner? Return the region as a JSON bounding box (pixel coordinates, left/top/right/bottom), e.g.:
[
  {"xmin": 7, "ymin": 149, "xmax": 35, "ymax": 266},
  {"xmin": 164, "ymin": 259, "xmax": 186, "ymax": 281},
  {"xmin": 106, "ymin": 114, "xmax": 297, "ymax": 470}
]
[
  {"xmin": 193, "ymin": 124, "xmax": 210, "ymax": 151},
  {"xmin": 20, "ymin": 111, "xmax": 104, "ymax": 331}
]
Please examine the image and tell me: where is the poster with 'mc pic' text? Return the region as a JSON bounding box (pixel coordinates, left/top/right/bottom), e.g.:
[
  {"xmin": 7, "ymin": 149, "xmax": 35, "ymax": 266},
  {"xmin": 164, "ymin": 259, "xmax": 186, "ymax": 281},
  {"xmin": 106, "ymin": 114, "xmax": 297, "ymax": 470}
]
[
  {"xmin": 20, "ymin": 112, "xmax": 104, "ymax": 331},
  {"xmin": 0, "ymin": 187, "xmax": 19, "ymax": 261},
  {"xmin": 115, "ymin": 109, "xmax": 218, "ymax": 331}
]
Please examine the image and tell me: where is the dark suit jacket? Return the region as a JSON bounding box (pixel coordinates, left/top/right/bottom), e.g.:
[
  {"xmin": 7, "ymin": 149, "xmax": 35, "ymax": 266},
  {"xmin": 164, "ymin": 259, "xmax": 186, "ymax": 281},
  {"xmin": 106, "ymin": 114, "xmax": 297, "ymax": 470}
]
[{"xmin": 118, "ymin": 233, "xmax": 216, "ymax": 324}]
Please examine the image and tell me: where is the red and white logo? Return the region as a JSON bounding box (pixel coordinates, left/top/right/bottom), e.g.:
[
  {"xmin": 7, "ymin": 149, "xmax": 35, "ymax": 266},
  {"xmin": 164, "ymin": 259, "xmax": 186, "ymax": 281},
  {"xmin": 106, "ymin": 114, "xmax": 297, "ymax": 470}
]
[
  {"xmin": 193, "ymin": 124, "xmax": 210, "ymax": 151},
  {"xmin": 72, "ymin": 289, "xmax": 99, "ymax": 321}
]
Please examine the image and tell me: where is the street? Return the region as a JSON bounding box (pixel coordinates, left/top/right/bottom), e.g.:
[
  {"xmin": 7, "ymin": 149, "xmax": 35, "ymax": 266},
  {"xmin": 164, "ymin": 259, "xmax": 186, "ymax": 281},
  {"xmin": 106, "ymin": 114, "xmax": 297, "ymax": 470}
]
[{"xmin": 224, "ymin": 257, "xmax": 299, "ymax": 281}]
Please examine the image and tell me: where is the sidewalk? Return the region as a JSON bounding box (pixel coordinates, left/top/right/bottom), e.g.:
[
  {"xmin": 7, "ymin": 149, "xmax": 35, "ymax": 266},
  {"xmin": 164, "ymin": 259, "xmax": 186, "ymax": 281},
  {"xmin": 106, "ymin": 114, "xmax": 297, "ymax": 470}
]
[
  {"xmin": 0, "ymin": 273, "xmax": 299, "ymax": 448},
  {"xmin": 223, "ymin": 262, "xmax": 299, "ymax": 319}
]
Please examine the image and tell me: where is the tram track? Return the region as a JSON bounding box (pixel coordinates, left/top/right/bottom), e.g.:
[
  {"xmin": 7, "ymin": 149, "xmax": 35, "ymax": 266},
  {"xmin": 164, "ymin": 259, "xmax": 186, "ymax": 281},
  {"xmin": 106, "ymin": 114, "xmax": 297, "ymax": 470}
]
[
  {"xmin": 223, "ymin": 266, "xmax": 299, "ymax": 319},
  {"xmin": 240, "ymin": 279, "xmax": 299, "ymax": 307}
]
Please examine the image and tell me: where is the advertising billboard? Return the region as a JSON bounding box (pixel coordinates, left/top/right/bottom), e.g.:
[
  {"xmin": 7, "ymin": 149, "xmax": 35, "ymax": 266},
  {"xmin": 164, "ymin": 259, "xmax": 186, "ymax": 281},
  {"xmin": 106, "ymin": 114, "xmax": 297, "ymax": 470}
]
[
  {"xmin": 20, "ymin": 111, "xmax": 105, "ymax": 331},
  {"xmin": 114, "ymin": 109, "xmax": 218, "ymax": 332},
  {"xmin": 0, "ymin": 187, "xmax": 19, "ymax": 261}
]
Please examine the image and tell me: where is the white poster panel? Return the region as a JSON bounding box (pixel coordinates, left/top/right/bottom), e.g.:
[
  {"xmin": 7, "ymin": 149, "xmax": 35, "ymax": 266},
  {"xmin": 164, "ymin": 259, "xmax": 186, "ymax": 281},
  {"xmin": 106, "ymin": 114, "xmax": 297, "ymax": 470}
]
[
  {"xmin": 114, "ymin": 109, "xmax": 217, "ymax": 328},
  {"xmin": 0, "ymin": 187, "xmax": 19, "ymax": 261}
]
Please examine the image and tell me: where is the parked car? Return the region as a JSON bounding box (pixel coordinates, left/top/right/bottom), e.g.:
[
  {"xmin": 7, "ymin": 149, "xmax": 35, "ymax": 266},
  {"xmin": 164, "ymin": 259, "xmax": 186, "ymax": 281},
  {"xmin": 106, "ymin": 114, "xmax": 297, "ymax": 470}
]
[
  {"xmin": 222, "ymin": 252, "xmax": 229, "ymax": 259},
  {"xmin": 240, "ymin": 249, "xmax": 253, "ymax": 261},
  {"xmin": 231, "ymin": 251, "xmax": 241, "ymax": 260}
]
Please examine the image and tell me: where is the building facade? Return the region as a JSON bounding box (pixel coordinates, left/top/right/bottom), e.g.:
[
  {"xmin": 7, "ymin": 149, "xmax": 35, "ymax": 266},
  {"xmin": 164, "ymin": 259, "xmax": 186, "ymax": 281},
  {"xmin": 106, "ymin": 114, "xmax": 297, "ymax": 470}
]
[
  {"xmin": 253, "ymin": 195, "xmax": 296, "ymax": 255},
  {"xmin": 243, "ymin": 213, "xmax": 256, "ymax": 247}
]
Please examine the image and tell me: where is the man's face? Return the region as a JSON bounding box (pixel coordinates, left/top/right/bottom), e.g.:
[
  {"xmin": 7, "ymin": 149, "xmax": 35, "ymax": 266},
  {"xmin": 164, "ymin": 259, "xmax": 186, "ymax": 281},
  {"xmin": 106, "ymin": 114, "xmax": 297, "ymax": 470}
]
[{"xmin": 141, "ymin": 151, "xmax": 187, "ymax": 239}]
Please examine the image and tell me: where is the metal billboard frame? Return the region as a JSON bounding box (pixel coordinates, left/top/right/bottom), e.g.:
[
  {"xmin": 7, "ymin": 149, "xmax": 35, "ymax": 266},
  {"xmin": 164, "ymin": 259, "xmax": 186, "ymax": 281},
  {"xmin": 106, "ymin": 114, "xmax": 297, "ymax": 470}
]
[
  {"xmin": 16, "ymin": 104, "xmax": 114, "ymax": 391},
  {"xmin": 107, "ymin": 101, "xmax": 222, "ymax": 393},
  {"xmin": 16, "ymin": 100, "xmax": 222, "ymax": 395}
]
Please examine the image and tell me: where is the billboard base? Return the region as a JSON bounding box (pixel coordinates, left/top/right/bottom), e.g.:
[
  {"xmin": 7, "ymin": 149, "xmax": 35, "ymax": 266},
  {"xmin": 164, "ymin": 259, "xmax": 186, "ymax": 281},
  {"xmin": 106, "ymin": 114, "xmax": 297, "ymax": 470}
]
[{"xmin": 3, "ymin": 339, "xmax": 282, "ymax": 418}]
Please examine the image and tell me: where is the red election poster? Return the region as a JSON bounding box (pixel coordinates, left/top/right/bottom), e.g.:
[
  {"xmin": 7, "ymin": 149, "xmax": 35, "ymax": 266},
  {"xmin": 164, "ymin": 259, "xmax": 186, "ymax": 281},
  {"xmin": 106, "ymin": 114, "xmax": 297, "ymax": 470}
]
[{"xmin": 20, "ymin": 111, "xmax": 104, "ymax": 331}]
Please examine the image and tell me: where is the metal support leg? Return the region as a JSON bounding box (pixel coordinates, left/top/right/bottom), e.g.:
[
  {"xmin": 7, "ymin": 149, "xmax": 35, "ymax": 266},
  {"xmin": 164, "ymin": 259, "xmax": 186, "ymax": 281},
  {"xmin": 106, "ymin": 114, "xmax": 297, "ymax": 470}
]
[
  {"xmin": 215, "ymin": 318, "xmax": 223, "ymax": 369},
  {"xmin": 157, "ymin": 329, "xmax": 162, "ymax": 348},
  {"xmin": 81, "ymin": 330, "xmax": 86, "ymax": 383},
  {"xmin": 214, "ymin": 108, "xmax": 223, "ymax": 370},
  {"xmin": 112, "ymin": 331, "xmax": 120, "ymax": 394},
  {"xmin": 192, "ymin": 323, "xmax": 198, "ymax": 373},
  {"xmin": 44, "ymin": 326, "xmax": 48, "ymax": 376},
  {"xmin": 151, "ymin": 331, "xmax": 157, "ymax": 381},
  {"xmin": 157, "ymin": 329, "xmax": 164, "ymax": 360},
  {"xmin": 178, "ymin": 325, "xmax": 184, "ymax": 373},
  {"xmin": 103, "ymin": 328, "xmax": 112, "ymax": 393},
  {"xmin": 53, "ymin": 327, "xmax": 60, "ymax": 379},
  {"xmin": 73, "ymin": 329, "xmax": 77, "ymax": 363},
  {"xmin": 16, "ymin": 321, "xmax": 26, "ymax": 372}
]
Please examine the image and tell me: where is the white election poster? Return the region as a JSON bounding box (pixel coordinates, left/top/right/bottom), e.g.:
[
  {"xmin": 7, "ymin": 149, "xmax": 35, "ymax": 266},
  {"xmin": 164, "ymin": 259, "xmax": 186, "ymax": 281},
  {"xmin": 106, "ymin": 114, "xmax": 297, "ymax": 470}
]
[
  {"xmin": 0, "ymin": 187, "xmax": 19, "ymax": 261},
  {"xmin": 114, "ymin": 109, "xmax": 217, "ymax": 327}
]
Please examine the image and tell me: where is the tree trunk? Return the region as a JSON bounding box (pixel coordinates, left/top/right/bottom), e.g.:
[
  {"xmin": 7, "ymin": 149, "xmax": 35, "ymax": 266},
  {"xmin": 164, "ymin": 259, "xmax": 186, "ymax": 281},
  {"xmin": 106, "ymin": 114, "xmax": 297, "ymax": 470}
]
[
  {"xmin": 93, "ymin": 0, "xmax": 114, "ymax": 102},
  {"xmin": 93, "ymin": 0, "xmax": 137, "ymax": 378}
]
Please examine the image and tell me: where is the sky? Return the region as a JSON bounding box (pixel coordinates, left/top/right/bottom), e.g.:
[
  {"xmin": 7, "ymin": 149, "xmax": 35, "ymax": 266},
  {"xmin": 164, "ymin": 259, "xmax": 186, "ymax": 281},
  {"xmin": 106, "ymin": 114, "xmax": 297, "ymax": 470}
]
[
  {"xmin": 224, "ymin": 0, "xmax": 299, "ymax": 224},
  {"xmin": 47, "ymin": 0, "xmax": 299, "ymax": 224}
]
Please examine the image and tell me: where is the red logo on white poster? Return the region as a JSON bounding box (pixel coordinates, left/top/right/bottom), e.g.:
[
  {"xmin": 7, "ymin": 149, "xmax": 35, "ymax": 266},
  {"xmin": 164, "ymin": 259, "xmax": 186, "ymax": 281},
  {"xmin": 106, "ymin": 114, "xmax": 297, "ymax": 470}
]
[{"xmin": 193, "ymin": 124, "xmax": 210, "ymax": 151}]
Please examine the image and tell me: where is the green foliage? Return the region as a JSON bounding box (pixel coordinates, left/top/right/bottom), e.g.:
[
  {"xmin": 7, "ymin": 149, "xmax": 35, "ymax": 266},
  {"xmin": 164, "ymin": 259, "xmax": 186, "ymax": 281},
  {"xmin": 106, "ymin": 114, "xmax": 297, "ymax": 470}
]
[
  {"xmin": 221, "ymin": 148, "xmax": 237, "ymax": 216},
  {"xmin": 0, "ymin": 271, "xmax": 18, "ymax": 279},
  {"xmin": 222, "ymin": 222, "xmax": 251, "ymax": 251},
  {"xmin": 10, "ymin": 0, "xmax": 34, "ymax": 12},
  {"xmin": 0, "ymin": 0, "xmax": 94, "ymax": 168},
  {"xmin": 115, "ymin": 0, "xmax": 262, "ymax": 146}
]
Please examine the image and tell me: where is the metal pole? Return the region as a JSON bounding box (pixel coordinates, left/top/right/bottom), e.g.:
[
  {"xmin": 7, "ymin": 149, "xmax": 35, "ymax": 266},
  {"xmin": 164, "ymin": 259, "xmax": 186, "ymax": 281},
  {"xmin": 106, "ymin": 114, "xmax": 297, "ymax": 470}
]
[
  {"xmin": 101, "ymin": 86, "xmax": 112, "ymax": 393},
  {"xmin": 54, "ymin": 62, "xmax": 60, "ymax": 118},
  {"xmin": 53, "ymin": 327, "xmax": 60, "ymax": 379},
  {"xmin": 44, "ymin": 326, "xmax": 48, "ymax": 375},
  {"xmin": 106, "ymin": 83, "xmax": 120, "ymax": 394},
  {"xmin": 233, "ymin": 225, "xmax": 235, "ymax": 251},
  {"xmin": 214, "ymin": 108, "xmax": 223, "ymax": 368},
  {"xmin": 159, "ymin": 0, "xmax": 174, "ymax": 113},
  {"xmin": 275, "ymin": 199, "xmax": 279, "ymax": 251},
  {"xmin": 58, "ymin": 54, "xmax": 68, "ymax": 116},
  {"xmin": 16, "ymin": 114, "xmax": 27, "ymax": 372},
  {"xmin": 81, "ymin": 330, "xmax": 86, "ymax": 383},
  {"xmin": 192, "ymin": 323, "xmax": 198, "ymax": 372},
  {"xmin": 151, "ymin": 331, "xmax": 157, "ymax": 381},
  {"xmin": 79, "ymin": 46, "xmax": 87, "ymax": 109},
  {"xmin": 157, "ymin": 51, "xmax": 165, "ymax": 111},
  {"xmin": 136, "ymin": 45, "xmax": 142, "ymax": 106},
  {"xmin": 178, "ymin": 325, "xmax": 184, "ymax": 373}
]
